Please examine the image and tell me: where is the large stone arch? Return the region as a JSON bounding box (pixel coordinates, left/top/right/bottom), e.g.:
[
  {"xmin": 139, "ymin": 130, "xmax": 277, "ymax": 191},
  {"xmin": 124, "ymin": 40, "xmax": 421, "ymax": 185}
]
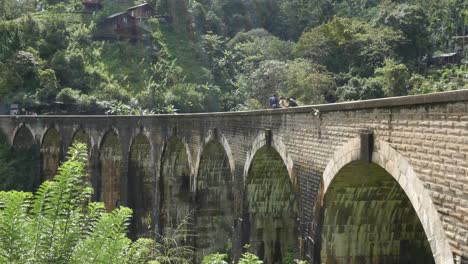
[
  {"xmin": 242, "ymin": 132, "xmax": 299, "ymax": 263},
  {"xmin": 40, "ymin": 126, "xmax": 62, "ymax": 181},
  {"xmin": 193, "ymin": 129, "xmax": 235, "ymax": 185},
  {"xmin": 71, "ymin": 128, "xmax": 92, "ymax": 183},
  {"xmin": 4, "ymin": 124, "xmax": 37, "ymax": 191},
  {"xmin": 71, "ymin": 128, "xmax": 92, "ymax": 148},
  {"xmin": 128, "ymin": 131, "xmax": 154, "ymax": 238},
  {"xmin": 321, "ymin": 137, "xmax": 453, "ymax": 264},
  {"xmin": 98, "ymin": 128, "xmax": 122, "ymax": 212},
  {"xmin": 193, "ymin": 130, "xmax": 234, "ymax": 260},
  {"xmin": 159, "ymin": 136, "xmax": 192, "ymax": 237},
  {"xmin": 12, "ymin": 124, "xmax": 35, "ymax": 150},
  {"xmin": 243, "ymin": 132, "xmax": 295, "ymax": 185}
]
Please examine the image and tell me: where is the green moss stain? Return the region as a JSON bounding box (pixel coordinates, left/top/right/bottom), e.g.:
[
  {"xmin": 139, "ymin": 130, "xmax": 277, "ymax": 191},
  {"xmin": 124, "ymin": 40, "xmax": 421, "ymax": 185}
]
[
  {"xmin": 99, "ymin": 131, "xmax": 122, "ymax": 212},
  {"xmin": 129, "ymin": 134, "xmax": 154, "ymax": 238},
  {"xmin": 160, "ymin": 138, "xmax": 191, "ymax": 237},
  {"xmin": 195, "ymin": 141, "xmax": 233, "ymax": 261},
  {"xmin": 72, "ymin": 129, "xmax": 90, "ymax": 146},
  {"xmin": 13, "ymin": 126, "xmax": 34, "ymax": 150},
  {"xmin": 40, "ymin": 128, "xmax": 61, "ymax": 181},
  {"xmin": 71, "ymin": 129, "xmax": 91, "ymax": 182},
  {"xmin": 246, "ymin": 146, "xmax": 298, "ymax": 263},
  {"xmin": 321, "ymin": 161, "xmax": 434, "ymax": 264}
]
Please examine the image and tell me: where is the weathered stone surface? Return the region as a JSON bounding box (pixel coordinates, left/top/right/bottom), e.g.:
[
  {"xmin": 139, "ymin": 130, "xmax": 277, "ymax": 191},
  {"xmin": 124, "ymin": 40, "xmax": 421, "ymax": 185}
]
[
  {"xmin": 160, "ymin": 137, "xmax": 191, "ymax": 237},
  {"xmin": 40, "ymin": 127, "xmax": 62, "ymax": 181},
  {"xmin": 245, "ymin": 146, "xmax": 298, "ymax": 263},
  {"xmin": 3, "ymin": 90, "xmax": 468, "ymax": 263},
  {"xmin": 321, "ymin": 161, "xmax": 433, "ymax": 263},
  {"xmin": 128, "ymin": 133, "xmax": 154, "ymax": 238},
  {"xmin": 99, "ymin": 129, "xmax": 122, "ymax": 212}
]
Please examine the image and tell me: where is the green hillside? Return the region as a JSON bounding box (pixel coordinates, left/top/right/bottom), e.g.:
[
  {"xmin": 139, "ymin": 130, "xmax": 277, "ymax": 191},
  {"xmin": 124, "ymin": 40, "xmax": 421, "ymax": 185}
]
[{"xmin": 0, "ymin": 0, "xmax": 467, "ymax": 114}]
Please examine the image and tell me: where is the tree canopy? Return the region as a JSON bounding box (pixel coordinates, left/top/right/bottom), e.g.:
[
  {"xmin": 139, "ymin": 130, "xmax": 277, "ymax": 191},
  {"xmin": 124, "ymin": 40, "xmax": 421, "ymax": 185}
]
[{"xmin": 0, "ymin": 0, "xmax": 467, "ymax": 113}]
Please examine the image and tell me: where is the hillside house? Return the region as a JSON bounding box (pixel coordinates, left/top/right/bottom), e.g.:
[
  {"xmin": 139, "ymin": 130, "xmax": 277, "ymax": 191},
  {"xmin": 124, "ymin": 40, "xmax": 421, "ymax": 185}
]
[
  {"xmin": 93, "ymin": 3, "xmax": 155, "ymax": 44},
  {"xmin": 431, "ymin": 52, "xmax": 462, "ymax": 66},
  {"xmin": 94, "ymin": 12, "xmax": 137, "ymax": 41},
  {"xmin": 127, "ymin": 3, "xmax": 155, "ymax": 19},
  {"xmin": 82, "ymin": 0, "xmax": 102, "ymax": 12}
]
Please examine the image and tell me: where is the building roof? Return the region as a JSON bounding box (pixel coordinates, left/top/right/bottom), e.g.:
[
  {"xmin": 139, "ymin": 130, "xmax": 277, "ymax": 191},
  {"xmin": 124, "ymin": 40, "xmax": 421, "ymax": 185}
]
[
  {"xmin": 432, "ymin": 52, "xmax": 457, "ymax": 59},
  {"xmin": 107, "ymin": 11, "xmax": 133, "ymax": 19},
  {"xmin": 127, "ymin": 3, "xmax": 154, "ymax": 11},
  {"xmin": 83, "ymin": 0, "xmax": 102, "ymax": 4}
]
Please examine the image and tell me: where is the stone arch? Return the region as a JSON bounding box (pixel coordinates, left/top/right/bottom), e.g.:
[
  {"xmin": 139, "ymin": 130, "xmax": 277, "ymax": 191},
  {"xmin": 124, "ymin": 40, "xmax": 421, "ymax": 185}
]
[
  {"xmin": 40, "ymin": 126, "xmax": 63, "ymax": 181},
  {"xmin": 242, "ymin": 134, "xmax": 299, "ymax": 263},
  {"xmin": 321, "ymin": 137, "xmax": 453, "ymax": 264},
  {"xmin": 194, "ymin": 129, "xmax": 235, "ymax": 184},
  {"xmin": 128, "ymin": 132, "xmax": 154, "ymax": 238},
  {"xmin": 71, "ymin": 128, "xmax": 92, "ymax": 148},
  {"xmin": 5, "ymin": 124, "xmax": 37, "ymax": 191},
  {"xmin": 243, "ymin": 132, "xmax": 295, "ymax": 185},
  {"xmin": 159, "ymin": 136, "xmax": 192, "ymax": 237},
  {"xmin": 71, "ymin": 128, "xmax": 92, "ymax": 182},
  {"xmin": 98, "ymin": 128, "xmax": 122, "ymax": 212},
  {"xmin": 12, "ymin": 124, "xmax": 35, "ymax": 150},
  {"xmin": 193, "ymin": 131, "xmax": 234, "ymax": 260}
]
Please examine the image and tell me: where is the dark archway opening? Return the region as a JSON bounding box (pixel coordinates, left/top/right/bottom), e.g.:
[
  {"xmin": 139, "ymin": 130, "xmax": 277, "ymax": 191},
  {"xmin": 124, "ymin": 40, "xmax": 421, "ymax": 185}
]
[
  {"xmin": 160, "ymin": 137, "xmax": 191, "ymax": 237},
  {"xmin": 244, "ymin": 146, "xmax": 298, "ymax": 264},
  {"xmin": 0, "ymin": 127, "xmax": 37, "ymax": 191},
  {"xmin": 72, "ymin": 129, "xmax": 91, "ymax": 147},
  {"xmin": 40, "ymin": 128, "xmax": 62, "ymax": 181},
  {"xmin": 71, "ymin": 129, "xmax": 91, "ymax": 182},
  {"xmin": 128, "ymin": 134, "xmax": 154, "ymax": 239},
  {"xmin": 99, "ymin": 130, "xmax": 122, "ymax": 212},
  {"xmin": 320, "ymin": 161, "xmax": 434, "ymax": 264},
  {"xmin": 195, "ymin": 141, "xmax": 233, "ymax": 261}
]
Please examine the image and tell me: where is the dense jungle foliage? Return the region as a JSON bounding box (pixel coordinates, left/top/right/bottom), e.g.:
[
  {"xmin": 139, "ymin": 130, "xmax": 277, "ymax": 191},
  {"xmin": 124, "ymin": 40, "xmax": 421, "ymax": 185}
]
[
  {"xmin": 0, "ymin": 143, "xmax": 289, "ymax": 263},
  {"xmin": 0, "ymin": 0, "xmax": 467, "ymax": 114}
]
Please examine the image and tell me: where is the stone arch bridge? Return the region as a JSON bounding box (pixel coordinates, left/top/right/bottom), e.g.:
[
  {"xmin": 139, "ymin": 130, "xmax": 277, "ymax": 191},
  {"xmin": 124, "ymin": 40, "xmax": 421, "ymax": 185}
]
[{"xmin": 1, "ymin": 90, "xmax": 468, "ymax": 264}]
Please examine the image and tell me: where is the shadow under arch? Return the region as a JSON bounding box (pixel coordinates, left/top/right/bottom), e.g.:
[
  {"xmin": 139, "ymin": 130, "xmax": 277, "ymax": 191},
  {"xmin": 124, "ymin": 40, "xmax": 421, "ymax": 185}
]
[
  {"xmin": 193, "ymin": 130, "xmax": 234, "ymax": 261},
  {"xmin": 2, "ymin": 125, "xmax": 37, "ymax": 191},
  {"xmin": 71, "ymin": 128, "xmax": 92, "ymax": 149},
  {"xmin": 320, "ymin": 137, "xmax": 453, "ymax": 264},
  {"xmin": 98, "ymin": 128, "xmax": 122, "ymax": 212},
  {"xmin": 128, "ymin": 132, "xmax": 154, "ymax": 239},
  {"xmin": 159, "ymin": 136, "xmax": 192, "ymax": 237},
  {"xmin": 12, "ymin": 124, "xmax": 35, "ymax": 150},
  {"xmin": 242, "ymin": 133, "xmax": 299, "ymax": 263},
  {"xmin": 40, "ymin": 126, "xmax": 62, "ymax": 181},
  {"xmin": 243, "ymin": 132, "xmax": 295, "ymax": 184}
]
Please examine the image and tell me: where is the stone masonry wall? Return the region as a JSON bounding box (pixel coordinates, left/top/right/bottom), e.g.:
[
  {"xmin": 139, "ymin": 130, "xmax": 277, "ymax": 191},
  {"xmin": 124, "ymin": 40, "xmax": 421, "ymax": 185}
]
[{"xmin": 1, "ymin": 90, "xmax": 468, "ymax": 263}]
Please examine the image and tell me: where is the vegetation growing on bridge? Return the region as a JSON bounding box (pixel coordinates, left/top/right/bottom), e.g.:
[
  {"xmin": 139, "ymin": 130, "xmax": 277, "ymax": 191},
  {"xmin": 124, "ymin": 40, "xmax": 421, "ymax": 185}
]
[{"xmin": 0, "ymin": 0, "xmax": 467, "ymax": 114}]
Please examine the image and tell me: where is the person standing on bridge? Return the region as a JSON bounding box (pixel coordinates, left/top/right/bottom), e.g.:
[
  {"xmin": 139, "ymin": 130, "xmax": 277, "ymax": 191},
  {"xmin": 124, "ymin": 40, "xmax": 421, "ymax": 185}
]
[
  {"xmin": 269, "ymin": 94, "xmax": 279, "ymax": 109},
  {"xmin": 279, "ymin": 96, "xmax": 288, "ymax": 108},
  {"xmin": 287, "ymin": 97, "xmax": 298, "ymax": 107}
]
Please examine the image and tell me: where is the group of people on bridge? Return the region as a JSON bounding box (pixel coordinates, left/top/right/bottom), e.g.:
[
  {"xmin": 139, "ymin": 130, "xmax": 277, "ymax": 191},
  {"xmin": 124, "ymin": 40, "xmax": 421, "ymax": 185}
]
[{"xmin": 269, "ymin": 94, "xmax": 299, "ymax": 109}]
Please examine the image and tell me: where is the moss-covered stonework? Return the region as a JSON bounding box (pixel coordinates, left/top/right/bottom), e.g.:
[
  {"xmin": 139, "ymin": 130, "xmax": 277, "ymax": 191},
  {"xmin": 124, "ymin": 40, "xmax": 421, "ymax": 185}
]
[
  {"xmin": 5, "ymin": 90, "xmax": 468, "ymax": 262},
  {"xmin": 245, "ymin": 146, "xmax": 298, "ymax": 263},
  {"xmin": 99, "ymin": 131, "xmax": 122, "ymax": 212},
  {"xmin": 13, "ymin": 126, "xmax": 34, "ymax": 150},
  {"xmin": 40, "ymin": 128, "xmax": 62, "ymax": 181},
  {"xmin": 160, "ymin": 137, "xmax": 191, "ymax": 237},
  {"xmin": 128, "ymin": 134, "xmax": 154, "ymax": 238},
  {"xmin": 72, "ymin": 129, "xmax": 90, "ymax": 146},
  {"xmin": 195, "ymin": 141, "xmax": 233, "ymax": 260},
  {"xmin": 321, "ymin": 161, "xmax": 433, "ymax": 264},
  {"xmin": 71, "ymin": 129, "xmax": 91, "ymax": 181}
]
